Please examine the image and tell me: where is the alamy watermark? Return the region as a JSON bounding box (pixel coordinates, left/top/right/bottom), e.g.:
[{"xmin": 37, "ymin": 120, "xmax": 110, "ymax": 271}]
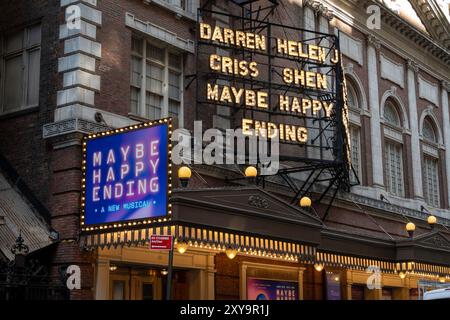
[{"xmin": 171, "ymin": 121, "xmax": 280, "ymax": 175}]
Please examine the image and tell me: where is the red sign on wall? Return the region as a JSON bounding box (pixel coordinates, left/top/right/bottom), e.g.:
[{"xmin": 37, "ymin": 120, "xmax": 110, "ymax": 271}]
[{"xmin": 149, "ymin": 235, "xmax": 173, "ymax": 250}]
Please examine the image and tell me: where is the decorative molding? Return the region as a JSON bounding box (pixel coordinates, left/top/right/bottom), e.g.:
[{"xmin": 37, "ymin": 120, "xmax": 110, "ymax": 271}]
[
  {"xmin": 248, "ymin": 195, "xmax": 269, "ymax": 209},
  {"xmin": 383, "ymin": 126, "xmax": 403, "ymax": 143},
  {"xmin": 343, "ymin": 62, "xmax": 353, "ymax": 74},
  {"xmin": 442, "ymin": 81, "xmax": 450, "ymax": 92},
  {"xmin": 340, "ymin": 32, "xmax": 363, "ymax": 65},
  {"xmin": 407, "ymin": 59, "xmax": 419, "ymax": 73},
  {"xmin": 366, "ymin": 34, "xmax": 381, "ymax": 50},
  {"xmin": 422, "ymin": 143, "xmax": 439, "ymax": 158},
  {"xmin": 125, "ymin": 12, "xmax": 195, "ymax": 53},
  {"xmin": 380, "ymin": 53, "xmax": 404, "ymax": 88},
  {"xmin": 341, "ymin": 191, "xmax": 450, "ymax": 227},
  {"xmin": 418, "ymin": 75, "xmax": 439, "ymax": 106},
  {"xmin": 420, "ymin": 235, "xmax": 450, "ymax": 250},
  {"xmin": 43, "ymin": 118, "xmax": 109, "ymax": 139},
  {"xmin": 304, "ymin": 0, "xmax": 334, "ymax": 20}
]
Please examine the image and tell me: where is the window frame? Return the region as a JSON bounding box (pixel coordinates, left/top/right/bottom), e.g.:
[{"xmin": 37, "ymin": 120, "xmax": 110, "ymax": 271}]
[
  {"xmin": 349, "ymin": 124, "xmax": 362, "ymax": 184},
  {"xmin": 421, "ymin": 116, "xmax": 440, "ymax": 208},
  {"xmin": 0, "ymin": 24, "xmax": 41, "ymax": 115},
  {"xmin": 422, "ymin": 154, "xmax": 440, "ymax": 208},
  {"xmin": 384, "ymin": 138, "xmax": 405, "ymax": 197},
  {"xmin": 130, "ymin": 36, "xmax": 183, "ymax": 127}
]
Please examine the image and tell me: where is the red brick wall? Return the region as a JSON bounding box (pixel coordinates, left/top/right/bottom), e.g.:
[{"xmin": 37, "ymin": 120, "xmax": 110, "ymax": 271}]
[{"xmin": 0, "ymin": 0, "xmax": 60, "ymax": 206}]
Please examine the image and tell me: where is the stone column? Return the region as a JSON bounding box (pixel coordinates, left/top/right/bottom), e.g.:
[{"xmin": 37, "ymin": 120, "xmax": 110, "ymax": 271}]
[
  {"xmin": 298, "ymin": 267, "xmax": 306, "ymax": 300},
  {"xmin": 95, "ymin": 258, "xmax": 110, "ymax": 300},
  {"xmin": 206, "ymin": 253, "xmax": 216, "ymax": 300},
  {"xmin": 367, "ymin": 35, "xmax": 384, "ymax": 188},
  {"xmin": 442, "ymin": 81, "xmax": 450, "ymax": 206},
  {"xmin": 346, "ymin": 283, "xmax": 353, "ymax": 300},
  {"xmin": 407, "ymin": 60, "xmax": 423, "ymax": 199}
]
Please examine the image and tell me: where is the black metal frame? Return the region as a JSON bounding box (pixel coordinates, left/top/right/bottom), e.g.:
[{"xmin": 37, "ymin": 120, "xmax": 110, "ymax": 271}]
[{"xmin": 194, "ymin": 1, "xmax": 353, "ymax": 220}]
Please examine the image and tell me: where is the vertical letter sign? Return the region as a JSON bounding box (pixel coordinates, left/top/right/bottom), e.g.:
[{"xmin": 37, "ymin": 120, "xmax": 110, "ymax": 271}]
[{"xmin": 81, "ymin": 119, "xmax": 172, "ymax": 232}]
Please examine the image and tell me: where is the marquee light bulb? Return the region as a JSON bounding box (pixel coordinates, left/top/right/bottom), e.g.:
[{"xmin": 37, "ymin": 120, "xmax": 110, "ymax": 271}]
[
  {"xmin": 177, "ymin": 242, "xmax": 188, "ymax": 254},
  {"xmin": 226, "ymin": 248, "xmax": 238, "ymax": 260},
  {"xmin": 314, "ymin": 263, "xmax": 324, "ymax": 272}
]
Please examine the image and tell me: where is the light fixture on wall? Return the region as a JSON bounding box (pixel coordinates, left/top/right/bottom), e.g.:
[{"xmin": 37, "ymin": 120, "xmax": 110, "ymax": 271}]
[
  {"xmin": 300, "ymin": 196, "xmax": 312, "ymax": 208},
  {"xmin": 109, "ymin": 264, "xmax": 118, "ymax": 272},
  {"xmin": 244, "ymin": 166, "xmax": 257, "ymax": 178},
  {"xmin": 161, "ymin": 269, "xmax": 169, "ymax": 276},
  {"xmin": 427, "ymin": 215, "xmax": 437, "ymax": 228},
  {"xmin": 178, "ymin": 166, "xmax": 192, "ymax": 188},
  {"xmin": 177, "ymin": 241, "xmax": 188, "ymax": 254},
  {"xmin": 399, "ymin": 271, "xmax": 406, "ymax": 279},
  {"xmin": 406, "ymin": 222, "xmax": 416, "ymax": 238},
  {"xmin": 226, "ymin": 247, "xmax": 238, "ymax": 260},
  {"xmin": 314, "ymin": 263, "xmax": 324, "ymax": 272}
]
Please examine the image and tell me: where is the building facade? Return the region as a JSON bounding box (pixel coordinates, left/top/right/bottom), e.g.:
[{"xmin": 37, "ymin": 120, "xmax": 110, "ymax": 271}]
[{"xmin": 1, "ymin": 0, "xmax": 450, "ymax": 300}]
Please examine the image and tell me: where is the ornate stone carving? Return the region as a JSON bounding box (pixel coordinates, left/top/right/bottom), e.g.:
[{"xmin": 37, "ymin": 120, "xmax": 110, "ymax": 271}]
[
  {"xmin": 442, "ymin": 81, "xmax": 450, "ymax": 92},
  {"xmin": 407, "ymin": 59, "xmax": 419, "ymax": 73},
  {"xmin": 248, "ymin": 195, "xmax": 269, "ymax": 209},
  {"xmin": 421, "ymin": 235, "xmax": 450, "ymax": 249},
  {"xmin": 42, "ymin": 118, "xmax": 109, "ymax": 139},
  {"xmin": 343, "ymin": 63, "xmax": 354, "ymax": 74},
  {"xmin": 367, "ymin": 34, "xmax": 381, "ymax": 50},
  {"xmin": 304, "ymin": 0, "xmax": 334, "ymax": 20}
]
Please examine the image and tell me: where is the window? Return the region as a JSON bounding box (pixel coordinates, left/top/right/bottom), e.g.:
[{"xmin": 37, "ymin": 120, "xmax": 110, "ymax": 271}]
[
  {"xmin": 422, "ymin": 116, "xmax": 440, "ymax": 207},
  {"xmin": 349, "ymin": 125, "xmax": 361, "ymax": 184},
  {"xmin": 1, "ymin": 24, "xmax": 41, "ymax": 114},
  {"xmin": 384, "ymin": 140, "xmax": 404, "ymax": 197},
  {"xmin": 346, "ymin": 79, "xmax": 362, "ymax": 184},
  {"xmin": 161, "ymin": 0, "xmax": 198, "ymax": 15},
  {"xmin": 347, "ymin": 82, "xmax": 359, "ymax": 110},
  {"xmin": 423, "ymin": 156, "xmax": 440, "ymax": 207},
  {"xmin": 422, "ymin": 117, "xmax": 437, "ymax": 143},
  {"xmin": 384, "ymin": 101, "xmax": 400, "ymax": 127},
  {"xmin": 130, "ymin": 36, "xmax": 183, "ymax": 125}
]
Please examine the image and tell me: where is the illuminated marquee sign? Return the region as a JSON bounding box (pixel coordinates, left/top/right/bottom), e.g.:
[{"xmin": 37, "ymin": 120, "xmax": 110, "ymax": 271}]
[
  {"xmin": 80, "ymin": 119, "xmax": 172, "ymax": 232},
  {"xmin": 196, "ymin": 8, "xmax": 351, "ymax": 170}
]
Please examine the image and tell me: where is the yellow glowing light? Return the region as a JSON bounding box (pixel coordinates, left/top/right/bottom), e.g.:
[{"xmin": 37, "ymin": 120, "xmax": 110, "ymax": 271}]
[
  {"xmin": 314, "ymin": 263, "xmax": 324, "ymax": 272},
  {"xmin": 406, "ymin": 222, "xmax": 416, "ymax": 232},
  {"xmin": 226, "ymin": 248, "xmax": 238, "ymax": 260},
  {"xmin": 245, "ymin": 166, "xmax": 257, "ymax": 178},
  {"xmin": 427, "ymin": 215, "xmax": 437, "ymax": 225},
  {"xmin": 177, "ymin": 242, "xmax": 188, "ymax": 254},
  {"xmin": 300, "ymin": 196, "xmax": 312, "ymax": 208}
]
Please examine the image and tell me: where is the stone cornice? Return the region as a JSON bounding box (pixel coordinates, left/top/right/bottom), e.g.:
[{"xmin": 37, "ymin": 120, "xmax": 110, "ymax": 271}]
[{"xmin": 323, "ymin": 0, "xmax": 450, "ymax": 83}]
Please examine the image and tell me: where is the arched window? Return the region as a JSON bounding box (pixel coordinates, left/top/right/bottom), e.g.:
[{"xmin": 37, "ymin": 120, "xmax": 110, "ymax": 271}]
[
  {"xmin": 422, "ymin": 116, "xmax": 440, "ymax": 207},
  {"xmin": 384, "ymin": 100, "xmax": 401, "ymax": 127},
  {"xmin": 383, "ymin": 99, "xmax": 404, "ymax": 197},
  {"xmin": 347, "ymin": 83, "xmax": 359, "ymax": 110},
  {"xmin": 422, "ymin": 117, "xmax": 437, "ymax": 143},
  {"xmin": 346, "ymin": 78, "xmax": 362, "ymax": 184}
]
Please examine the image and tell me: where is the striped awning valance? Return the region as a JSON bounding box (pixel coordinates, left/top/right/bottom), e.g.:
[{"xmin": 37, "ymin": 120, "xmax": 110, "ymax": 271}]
[{"xmin": 80, "ymin": 223, "xmax": 317, "ymax": 263}]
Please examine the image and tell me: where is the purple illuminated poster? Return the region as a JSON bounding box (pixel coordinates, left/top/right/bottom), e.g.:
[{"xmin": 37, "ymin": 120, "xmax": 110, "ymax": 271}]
[
  {"xmin": 325, "ymin": 272, "xmax": 342, "ymax": 300},
  {"xmin": 81, "ymin": 122, "xmax": 169, "ymax": 229},
  {"xmin": 247, "ymin": 278, "xmax": 298, "ymax": 300}
]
